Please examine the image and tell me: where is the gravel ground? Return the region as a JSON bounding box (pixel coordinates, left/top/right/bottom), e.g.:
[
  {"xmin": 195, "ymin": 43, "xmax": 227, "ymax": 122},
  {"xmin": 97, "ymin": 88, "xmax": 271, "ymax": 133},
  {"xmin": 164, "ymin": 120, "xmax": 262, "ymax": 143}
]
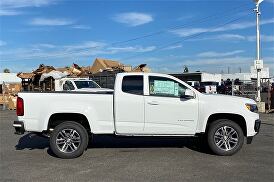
[{"xmin": 0, "ymin": 110, "xmax": 273, "ymax": 182}]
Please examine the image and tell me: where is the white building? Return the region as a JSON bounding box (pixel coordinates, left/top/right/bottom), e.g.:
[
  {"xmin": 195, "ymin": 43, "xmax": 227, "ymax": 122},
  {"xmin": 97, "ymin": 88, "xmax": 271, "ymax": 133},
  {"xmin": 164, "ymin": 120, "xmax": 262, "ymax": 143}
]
[
  {"xmin": 200, "ymin": 72, "xmax": 222, "ymax": 83},
  {"xmin": 221, "ymin": 73, "xmax": 251, "ymax": 81},
  {"xmin": 171, "ymin": 72, "xmax": 222, "ymax": 84},
  {"xmin": 250, "ymin": 66, "xmax": 269, "ymax": 79},
  {"xmin": 0, "ymin": 73, "xmax": 21, "ymax": 83},
  {"xmin": 221, "ymin": 66, "xmax": 270, "ymax": 81}
]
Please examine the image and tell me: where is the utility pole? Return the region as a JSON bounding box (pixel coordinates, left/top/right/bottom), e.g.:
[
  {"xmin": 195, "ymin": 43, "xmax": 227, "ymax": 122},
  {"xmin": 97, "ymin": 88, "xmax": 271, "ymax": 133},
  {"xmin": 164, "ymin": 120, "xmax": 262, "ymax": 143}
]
[{"xmin": 253, "ymin": 0, "xmax": 264, "ymax": 102}]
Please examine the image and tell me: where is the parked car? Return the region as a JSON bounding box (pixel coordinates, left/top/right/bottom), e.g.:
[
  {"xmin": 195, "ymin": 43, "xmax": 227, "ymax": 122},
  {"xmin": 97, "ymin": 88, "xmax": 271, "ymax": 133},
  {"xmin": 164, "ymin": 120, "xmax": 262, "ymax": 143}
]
[
  {"xmin": 218, "ymin": 79, "xmax": 232, "ymax": 95},
  {"xmin": 200, "ymin": 81, "xmax": 218, "ymax": 94},
  {"xmin": 193, "ymin": 82, "xmax": 205, "ymax": 93},
  {"xmin": 55, "ymin": 78, "xmax": 113, "ymax": 92},
  {"xmin": 193, "ymin": 81, "xmax": 218, "ymax": 94},
  {"xmin": 13, "ymin": 72, "xmax": 260, "ymax": 158}
]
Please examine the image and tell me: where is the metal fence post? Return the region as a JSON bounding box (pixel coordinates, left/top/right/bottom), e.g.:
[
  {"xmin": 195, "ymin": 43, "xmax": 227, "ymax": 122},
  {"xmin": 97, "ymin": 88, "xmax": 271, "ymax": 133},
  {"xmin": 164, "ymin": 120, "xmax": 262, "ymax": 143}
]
[{"xmin": 232, "ymin": 79, "xmax": 234, "ymax": 96}]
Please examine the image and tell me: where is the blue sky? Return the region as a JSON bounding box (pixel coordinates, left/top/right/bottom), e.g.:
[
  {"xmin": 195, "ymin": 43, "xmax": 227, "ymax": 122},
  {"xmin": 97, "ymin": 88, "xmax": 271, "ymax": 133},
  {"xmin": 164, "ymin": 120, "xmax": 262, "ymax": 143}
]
[{"xmin": 0, "ymin": 0, "xmax": 273, "ymax": 75}]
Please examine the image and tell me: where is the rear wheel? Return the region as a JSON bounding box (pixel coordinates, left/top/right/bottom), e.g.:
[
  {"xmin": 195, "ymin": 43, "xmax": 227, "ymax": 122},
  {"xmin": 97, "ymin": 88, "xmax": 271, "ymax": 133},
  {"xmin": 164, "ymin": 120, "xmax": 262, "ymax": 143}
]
[
  {"xmin": 207, "ymin": 119, "xmax": 244, "ymax": 156},
  {"xmin": 50, "ymin": 121, "xmax": 89, "ymax": 159}
]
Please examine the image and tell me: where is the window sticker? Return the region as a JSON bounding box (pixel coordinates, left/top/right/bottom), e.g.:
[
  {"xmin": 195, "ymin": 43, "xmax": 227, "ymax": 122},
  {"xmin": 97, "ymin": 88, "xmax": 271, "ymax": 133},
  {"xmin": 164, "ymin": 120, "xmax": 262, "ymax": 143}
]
[{"xmin": 153, "ymin": 80, "xmax": 178, "ymax": 95}]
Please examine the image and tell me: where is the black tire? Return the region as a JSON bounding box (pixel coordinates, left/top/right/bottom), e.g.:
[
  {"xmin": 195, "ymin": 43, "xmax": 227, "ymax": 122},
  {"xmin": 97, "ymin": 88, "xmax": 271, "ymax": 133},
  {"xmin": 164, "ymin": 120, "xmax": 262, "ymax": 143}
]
[
  {"xmin": 207, "ymin": 119, "xmax": 244, "ymax": 156},
  {"xmin": 50, "ymin": 121, "xmax": 89, "ymax": 159}
]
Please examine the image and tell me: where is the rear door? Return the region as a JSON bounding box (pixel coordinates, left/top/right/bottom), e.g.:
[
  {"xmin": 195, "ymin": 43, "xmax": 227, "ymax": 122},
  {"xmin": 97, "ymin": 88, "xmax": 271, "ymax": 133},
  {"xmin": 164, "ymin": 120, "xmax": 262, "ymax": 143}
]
[{"xmin": 114, "ymin": 75, "xmax": 145, "ymax": 134}]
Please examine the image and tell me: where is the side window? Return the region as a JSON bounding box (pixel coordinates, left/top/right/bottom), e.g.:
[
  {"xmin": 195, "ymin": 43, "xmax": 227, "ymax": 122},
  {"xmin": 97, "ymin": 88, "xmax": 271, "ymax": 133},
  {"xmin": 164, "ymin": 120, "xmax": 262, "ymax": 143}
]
[
  {"xmin": 149, "ymin": 76, "xmax": 187, "ymax": 97},
  {"xmin": 122, "ymin": 76, "xmax": 143, "ymax": 95},
  {"xmin": 64, "ymin": 81, "xmax": 75, "ymax": 90}
]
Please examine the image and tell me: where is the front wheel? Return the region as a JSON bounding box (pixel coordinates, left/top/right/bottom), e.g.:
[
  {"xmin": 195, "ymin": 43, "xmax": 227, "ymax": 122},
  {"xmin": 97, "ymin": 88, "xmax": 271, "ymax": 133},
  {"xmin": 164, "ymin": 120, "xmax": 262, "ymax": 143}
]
[
  {"xmin": 207, "ymin": 119, "xmax": 244, "ymax": 156},
  {"xmin": 50, "ymin": 121, "xmax": 89, "ymax": 159}
]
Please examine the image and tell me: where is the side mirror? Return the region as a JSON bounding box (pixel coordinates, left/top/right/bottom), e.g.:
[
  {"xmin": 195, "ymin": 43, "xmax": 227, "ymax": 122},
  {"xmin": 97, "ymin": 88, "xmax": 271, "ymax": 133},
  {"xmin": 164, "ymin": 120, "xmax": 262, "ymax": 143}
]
[
  {"xmin": 63, "ymin": 84, "xmax": 70, "ymax": 91},
  {"xmin": 181, "ymin": 89, "xmax": 195, "ymax": 99}
]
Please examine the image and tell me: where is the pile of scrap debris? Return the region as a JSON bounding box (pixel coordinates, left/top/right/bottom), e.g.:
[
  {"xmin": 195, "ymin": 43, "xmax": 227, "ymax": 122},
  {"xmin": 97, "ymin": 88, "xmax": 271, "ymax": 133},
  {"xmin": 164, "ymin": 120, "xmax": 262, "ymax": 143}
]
[
  {"xmin": 17, "ymin": 58, "xmax": 150, "ymax": 91},
  {"xmin": 0, "ymin": 83, "xmax": 21, "ymax": 110},
  {"xmin": 0, "ymin": 73, "xmax": 22, "ymax": 110},
  {"xmin": 87, "ymin": 58, "xmax": 150, "ymax": 74}
]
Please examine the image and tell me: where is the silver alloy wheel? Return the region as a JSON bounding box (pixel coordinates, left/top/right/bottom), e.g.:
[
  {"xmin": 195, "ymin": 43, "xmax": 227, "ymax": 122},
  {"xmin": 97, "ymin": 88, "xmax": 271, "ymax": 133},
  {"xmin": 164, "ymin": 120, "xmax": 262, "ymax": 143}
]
[
  {"xmin": 214, "ymin": 126, "xmax": 239, "ymax": 151},
  {"xmin": 56, "ymin": 129, "xmax": 81, "ymax": 153}
]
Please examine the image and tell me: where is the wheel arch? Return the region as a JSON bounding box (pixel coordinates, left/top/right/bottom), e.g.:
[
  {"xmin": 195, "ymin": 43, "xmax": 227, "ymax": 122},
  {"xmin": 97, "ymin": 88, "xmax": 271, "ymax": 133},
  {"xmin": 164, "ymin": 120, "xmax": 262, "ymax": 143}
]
[
  {"xmin": 48, "ymin": 113, "xmax": 91, "ymax": 133},
  {"xmin": 205, "ymin": 113, "xmax": 247, "ymax": 136}
]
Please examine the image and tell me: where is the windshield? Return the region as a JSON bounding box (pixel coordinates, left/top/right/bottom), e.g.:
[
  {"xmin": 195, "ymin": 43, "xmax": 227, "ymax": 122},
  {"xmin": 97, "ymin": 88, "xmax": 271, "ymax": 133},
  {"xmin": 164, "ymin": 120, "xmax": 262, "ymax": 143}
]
[{"xmin": 74, "ymin": 81, "xmax": 100, "ymax": 89}]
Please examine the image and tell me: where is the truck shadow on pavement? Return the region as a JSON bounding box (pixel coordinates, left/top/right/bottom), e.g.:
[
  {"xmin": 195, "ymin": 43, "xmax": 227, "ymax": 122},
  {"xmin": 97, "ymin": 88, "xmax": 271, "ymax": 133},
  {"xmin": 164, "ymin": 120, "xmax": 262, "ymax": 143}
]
[{"xmin": 15, "ymin": 133, "xmax": 212, "ymax": 157}]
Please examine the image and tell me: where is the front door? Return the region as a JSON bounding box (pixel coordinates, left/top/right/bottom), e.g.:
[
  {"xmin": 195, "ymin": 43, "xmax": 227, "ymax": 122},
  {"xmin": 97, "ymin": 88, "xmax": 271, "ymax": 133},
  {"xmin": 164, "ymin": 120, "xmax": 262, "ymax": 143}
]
[{"xmin": 144, "ymin": 76, "xmax": 198, "ymax": 135}]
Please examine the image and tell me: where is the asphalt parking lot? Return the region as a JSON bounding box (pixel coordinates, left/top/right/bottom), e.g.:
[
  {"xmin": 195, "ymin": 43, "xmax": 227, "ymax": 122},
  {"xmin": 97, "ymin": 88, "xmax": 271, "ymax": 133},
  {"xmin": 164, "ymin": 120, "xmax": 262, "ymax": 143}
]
[{"xmin": 0, "ymin": 110, "xmax": 273, "ymax": 182}]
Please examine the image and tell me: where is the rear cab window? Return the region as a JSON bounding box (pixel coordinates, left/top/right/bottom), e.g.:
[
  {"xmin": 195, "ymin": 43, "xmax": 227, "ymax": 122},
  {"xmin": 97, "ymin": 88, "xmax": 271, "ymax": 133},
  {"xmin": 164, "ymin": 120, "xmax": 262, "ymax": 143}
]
[{"xmin": 122, "ymin": 75, "xmax": 144, "ymax": 95}]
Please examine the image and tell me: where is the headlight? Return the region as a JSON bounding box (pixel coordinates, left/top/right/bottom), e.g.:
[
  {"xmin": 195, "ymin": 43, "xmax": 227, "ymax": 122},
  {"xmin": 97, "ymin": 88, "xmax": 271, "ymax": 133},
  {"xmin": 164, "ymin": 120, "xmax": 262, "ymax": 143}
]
[{"xmin": 245, "ymin": 103, "xmax": 258, "ymax": 113}]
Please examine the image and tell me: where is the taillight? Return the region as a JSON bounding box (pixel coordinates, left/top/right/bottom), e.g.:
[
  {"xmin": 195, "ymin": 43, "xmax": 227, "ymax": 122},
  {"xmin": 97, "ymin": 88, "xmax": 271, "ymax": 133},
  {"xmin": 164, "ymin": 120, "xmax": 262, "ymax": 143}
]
[{"xmin": 16, "ymin": 97, "xmax": 24, "ymax": 116}]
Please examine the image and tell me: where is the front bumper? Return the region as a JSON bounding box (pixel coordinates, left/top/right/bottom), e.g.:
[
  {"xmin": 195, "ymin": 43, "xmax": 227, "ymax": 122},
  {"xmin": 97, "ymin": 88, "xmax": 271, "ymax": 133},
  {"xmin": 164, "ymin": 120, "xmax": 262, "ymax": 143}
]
[
  {"xmin": 254, "ymin": 119, "xmax": 261, "ymax": 133},
  {"xmin": 13, "ymin": 121, "xmax": 25, "ymax": 135},
  {"xmin": 246, "ymin": 119, "xmax": 261, "ymax": 144}
]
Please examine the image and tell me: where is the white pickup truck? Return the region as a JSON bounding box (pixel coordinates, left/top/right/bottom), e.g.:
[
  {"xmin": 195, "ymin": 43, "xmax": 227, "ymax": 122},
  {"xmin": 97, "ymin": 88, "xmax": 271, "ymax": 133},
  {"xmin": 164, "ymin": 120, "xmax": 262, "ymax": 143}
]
[{"xmin": 13, "ymin": 73, "xmax": 261, "ymax": 158}]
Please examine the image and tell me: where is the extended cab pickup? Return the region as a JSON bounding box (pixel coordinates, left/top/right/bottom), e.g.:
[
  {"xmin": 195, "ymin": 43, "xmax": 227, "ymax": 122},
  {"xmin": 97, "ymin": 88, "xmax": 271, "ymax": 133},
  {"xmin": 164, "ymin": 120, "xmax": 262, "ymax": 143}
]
[{"xmin": 13, "ymin": 73, "xmax": 261, "ymax": 158}]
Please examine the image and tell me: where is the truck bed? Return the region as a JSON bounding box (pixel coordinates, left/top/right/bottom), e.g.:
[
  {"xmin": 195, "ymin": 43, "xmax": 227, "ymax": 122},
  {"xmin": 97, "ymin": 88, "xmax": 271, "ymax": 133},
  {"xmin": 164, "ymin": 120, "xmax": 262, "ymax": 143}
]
[{"xmin": 18, "ymin": 91, "xmax": 115, "ymax": 134}]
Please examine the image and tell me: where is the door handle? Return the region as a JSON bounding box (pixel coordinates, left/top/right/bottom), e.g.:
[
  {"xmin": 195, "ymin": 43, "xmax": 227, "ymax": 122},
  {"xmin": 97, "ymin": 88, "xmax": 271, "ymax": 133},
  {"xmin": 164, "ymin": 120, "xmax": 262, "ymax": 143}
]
[{"xmin": 147, "ymin": 101, "xmax": 159, "ymax": 105}]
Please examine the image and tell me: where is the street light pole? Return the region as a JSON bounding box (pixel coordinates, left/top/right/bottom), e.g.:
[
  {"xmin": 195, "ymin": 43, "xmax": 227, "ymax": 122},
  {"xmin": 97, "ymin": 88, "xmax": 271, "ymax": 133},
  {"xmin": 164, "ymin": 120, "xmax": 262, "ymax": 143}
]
[{"xmin": 253, "ymin": 0, "xmax": 263, "ymax": 102}]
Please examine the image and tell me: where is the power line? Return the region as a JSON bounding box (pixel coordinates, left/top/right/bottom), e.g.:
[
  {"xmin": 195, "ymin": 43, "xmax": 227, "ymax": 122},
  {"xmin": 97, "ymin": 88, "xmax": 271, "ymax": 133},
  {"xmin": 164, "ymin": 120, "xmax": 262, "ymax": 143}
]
[
  {"xmin": 1, "ymin": 3, "xmax": 253, "ymax": 61},
  {"xmin": 121, "ymin": 11, "xmax": 253, "ymax": 61},
  {"xmin": 51, "ymin": 4, "xmax": 252, "ymax": 58},
  {"xmin": 110, "ymin": 3, "xmax": 251, "ymax": 46}
]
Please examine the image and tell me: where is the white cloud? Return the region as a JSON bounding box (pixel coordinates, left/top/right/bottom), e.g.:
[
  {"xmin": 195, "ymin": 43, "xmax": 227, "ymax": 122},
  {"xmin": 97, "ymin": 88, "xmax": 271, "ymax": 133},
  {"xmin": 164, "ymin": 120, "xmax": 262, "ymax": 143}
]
[
  {"xmin": 184, "ymin": 56, "xmax": 253, "ymax": 66},
  {"xmin": 0, "ymin": 0, "xmax": 53, "ymax": 9},
  {"xmin": 0, "ymin": 41, "xmax": 157, "ymax": 61},
  {"xmin": 185, "ymin": 33, "xmax": 274, "ymax": 43},
  {"xmin": 30, "ymin": 18, "xmax": 74, "ymax": 26},
  {"xmin": 108, "ymin": 46, "xmax": 156, "ymax": 53},
  {"xmin": 0, "ymin": 40, "xmax": 7, "ymax": 46},
  {"xmin": 113, "ymin": 12, "xmax": 153, "ymax": 26},
  {"xmin": 29, "ymin": 18, "xmax": 91, "ymax": 29},
  {"xmin": 181, "ymin": 56, "xmax": 274, "ymax": 74},
  {"xmin": 126, "ymin": 55, "xmax": 274, "ymax": 74},
  {"xmin": 183, "ymin": 56, "xmax": 274, "ymax": 68},
  {"xmin": 187, "ymin": 34, "xmax": 246, "ymax": 42},
  {"xmin": 171, "ymin": 28, "xmax": 207, "ymax": 37},
  {"xmin": 64, "ymin": 41, "xmax": 106, "ymax": 51},
  {"xmin": 162, "ymin": 45, "xmax": 183, "ymax": 50},
  {"xmin": 71, "ymin": 25, "xmax": 91, "ymax": 30},
  {"xmin": 197, "ymin": 50, "xmax": 245, "ymax": 58},
  {"xmin": 171, "ymin": 18, "xmax": 274, "ymax": 37},
  {"xmin": 246, "ymin": 35, "xmax": 274, "ymax": 42},
  {"xmin": 217, "ymin": 34, "xmax": 245, "ymax": 40},
  {"xmin": 214, "ymin": 18, "xmax": 274, "ymax": 32},
  {"xmin": 0, "ymin": 9, "xmax": 22, "ymax": 16},
  {"xmin": 32, "ymin": 43, "xmax": 56, "ymax": 48},
  {"xmin": 0, "ymin": 0, "xmax": 54, "ymax": 16}
]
